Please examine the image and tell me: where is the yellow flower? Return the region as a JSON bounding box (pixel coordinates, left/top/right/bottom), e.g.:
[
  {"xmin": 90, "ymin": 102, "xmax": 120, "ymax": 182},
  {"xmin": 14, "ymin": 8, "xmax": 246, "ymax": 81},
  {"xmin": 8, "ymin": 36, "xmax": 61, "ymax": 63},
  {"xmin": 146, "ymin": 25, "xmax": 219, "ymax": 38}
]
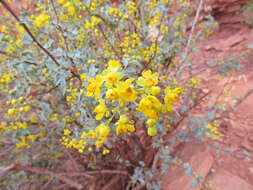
[
  {"xmin": 102, "ymin": 60, "xmax": 123, "ymax": 87},
  {"xmin": 86, "ymin": 75, "xmax": 104, "ymax": 99},
  {"xmin": 137, "ymin": 70, "xmax": 158, "ymax": 88},
  {"xmin": 75, "ymin": 112, "xmax": 81, "ymax": 117},
  {"xmin": 103, "ymin": 148, "xmax": 110, "ymax": 155},
  {"xmin": 116, "ymin": 78, "xmax": 138, "ymax": 104},
  {"xmin": 106, "ymin": 73, "xmax": 118, "ymax": 84},
  {"xmin": 106, "ymin": 88, "xmax": 118, "ymax": 100},
  {"xmin": 8, "ymin": 108, "xmax": 16, "ymax": 115},
  {"xmin": 88, "ymin": 129, "xmax": 97, "ymax": 139},
  {"xmin": 164, "ymin": 87, "xmax": 182, "ymax": 112},
  {"xmin": 64, "ymin": 129, "xmax": 71, "ymax": 135},
  {"xmin": 81, "ymin": 73, "xmax": 86, "ymax": 81},
  {"xmin": 147, "ymin": 126, "xmax": 157, "ymax": 136},
  {"xmin": 147, "ymin": 119, "xmax": 156, "ymax": 127},
  {"xmin": 58, "ymin": 0, "xmax": 67, "ymax": 5},
  {"xmin": 115, "ymin": 115, "xmax": 135, "ymax": 135},
  {"xmin": 94, "ymin": 99, "xmax": 109, "ymax": 120},
  {"xmin": 108, "ymin": 60, "xmax": 121, "ymax": 70},
  {"xmin": 24, "ymin": 106, "xmax": 31, "ymax": 112},
  {"xmin": 27, "ymin": 135, "xmax": 36, "ymax": 143},
  {"xmin": 188, "ymin": 78, "xmax": 200, "ymax": 88},
  {"xmin": 95, "ymin": 140, "xmax": 103, "ymax": 148},
  {"xmin": 16, "ymin": 136, "xmax": 30, "ymax": 149},
  {"xmin": 11, "ymin": 99, "xmax": 17, "ymax": 105},
  {"xmin": 137, "ymin": 96, "xmax": 162, "ymax": 120},
  {"xmin": 81, "ymin": 131, "xmax": 87, "ymax": 139},
  {"xmin": 96, "ymin": 123, "xmax": 110, "ymax": 138},
  {"xmin": 30, "ymin": 113, "xmax": 38, "ymax": 123}
]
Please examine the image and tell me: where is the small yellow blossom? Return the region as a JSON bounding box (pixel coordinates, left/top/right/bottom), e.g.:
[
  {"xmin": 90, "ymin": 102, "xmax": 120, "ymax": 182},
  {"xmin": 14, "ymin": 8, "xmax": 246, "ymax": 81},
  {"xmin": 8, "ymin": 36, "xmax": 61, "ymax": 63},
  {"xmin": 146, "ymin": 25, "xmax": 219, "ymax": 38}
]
[
  {"xmin": 64, "ymin": 129, "xmax": 71, "ymax": 135},
  {"xmin": 94, "ymin": 99, "xmax": 109, "ymax": 120},
  {"xmin": 137, "ymin": 70, "xmax": 159, "ymax": 88},
  {"xmin": 81, "ymin": 73, "xmax": 86, "ymax": 81},
  {"xmin": 106, "ymin": 88, "xmax": 118, "ymax": 100},
  {"xmin": 116, "ymin": 78, "xmax": 138, "ymax": 105},
  {"xmin": 147, "ymin": 126, "xmax": 157, "ymax": 136},
  {"xmin": 115, "ymin": 115, "xmax": 135, "ymax": 135},
  {"xmin": 86, "ymin": 75, "xmax": 104, "ymax": 99}
]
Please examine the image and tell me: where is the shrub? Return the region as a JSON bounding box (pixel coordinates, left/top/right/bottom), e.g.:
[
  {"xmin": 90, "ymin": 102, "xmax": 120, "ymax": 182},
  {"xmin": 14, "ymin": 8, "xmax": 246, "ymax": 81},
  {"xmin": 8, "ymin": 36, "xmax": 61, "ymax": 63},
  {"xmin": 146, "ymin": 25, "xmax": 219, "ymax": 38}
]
[{"xmin": 0, "ymin": 0, "xmax": 241, "ymax": 189}]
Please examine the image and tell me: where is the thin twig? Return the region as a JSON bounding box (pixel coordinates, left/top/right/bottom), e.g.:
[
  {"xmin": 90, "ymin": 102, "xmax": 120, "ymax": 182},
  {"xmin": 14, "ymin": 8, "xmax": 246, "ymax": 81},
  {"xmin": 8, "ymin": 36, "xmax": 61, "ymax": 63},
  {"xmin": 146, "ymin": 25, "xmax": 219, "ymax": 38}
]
[
  {"xmin": 60, "ymin": 172, "xmax": 94, "ymax": 179},
  {"xmin": 235, "ymin": 85, "xmax": 253, "ymax": 107},
  {"xmin": 86, "ymin": 169, "xmax": 128, "ymax": 175},
  {"xmin": 49, "ymin": 0, "xmax": 80, "ymax": 80},
  {"xmin": 178, "ymin": 0, "xmax": 203, "ymax": 75}
]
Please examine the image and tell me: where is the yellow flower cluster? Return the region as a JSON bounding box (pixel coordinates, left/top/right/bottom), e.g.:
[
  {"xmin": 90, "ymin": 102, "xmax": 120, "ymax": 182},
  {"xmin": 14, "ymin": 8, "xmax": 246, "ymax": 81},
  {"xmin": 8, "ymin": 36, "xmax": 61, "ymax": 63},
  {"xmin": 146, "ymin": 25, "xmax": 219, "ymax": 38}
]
[
  {"xmin": 85, "ymin": 16, "xmax": 102, "ymax": 30},
  {"xmin": 188, "ymin": 78, "xmax": 201, "ymax": 88},
  {"xmin": 126, "ymin": 1, "xmax": 137, "ymax": 15},
  {"xmin": 33, "ymin": 11, "xmax": 50, "ymax": 28},
  {"xmin": 85, "ymin": 61, "xmax": 181, "ymax": 140},
  {"xmin": 60, "ymin": 54, "xmax": 183, "ymax": 152},
  {"xmin": 6, "ymin": 97, "xmax": 31, "ymax": 117},
  {"xmin": 66, "ymin": 81, "xmax": 84, "ymax": 106},
  {"xmin": 108, "ymin": 7, "xmax": 122, "ymax": 18},
  {"xmin": 59, "ymin": 0, "xmax": 76, "ymax": 17},
  {"xmin": 205, "ymin": 121, "xmax": 223, "ymax": 140},
  {"xmin": 61, "ymin": 123, "xmax": 110, "ymax": 153},
  {"xmin": 0, "ymin": 121, "xmax": 44, "ymax": 151},
  {"xmin": 15, "ymin": 136, "xmax": 30, "ymax": 149},
  {"xmin": 0, "ymin": 121, "xmax": 28, "ymax": 132},
  {"xmin": 0, "ymin": 73, "xmax": 15, "ymax": 92},
  {"xmin": 120, "ymin": 32, "xmax": 142, "ymax": 57}
]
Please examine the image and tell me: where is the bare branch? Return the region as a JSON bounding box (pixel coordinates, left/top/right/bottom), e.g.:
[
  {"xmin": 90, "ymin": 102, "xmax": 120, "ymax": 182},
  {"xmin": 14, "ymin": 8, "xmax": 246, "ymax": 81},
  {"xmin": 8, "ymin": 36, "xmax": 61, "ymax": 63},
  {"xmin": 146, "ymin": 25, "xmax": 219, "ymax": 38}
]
[{"xmin": 178, "ymin": 0, "xmax": 203, "ymax": 75}]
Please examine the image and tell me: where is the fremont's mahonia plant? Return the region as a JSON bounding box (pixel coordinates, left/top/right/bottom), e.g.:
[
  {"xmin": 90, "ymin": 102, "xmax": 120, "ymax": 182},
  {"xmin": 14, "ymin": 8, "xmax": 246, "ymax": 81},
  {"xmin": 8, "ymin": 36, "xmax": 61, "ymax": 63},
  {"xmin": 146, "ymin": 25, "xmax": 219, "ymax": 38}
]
[{"xmin": 0, "ymin": 0, "xmax": 228, "ymax": 189}]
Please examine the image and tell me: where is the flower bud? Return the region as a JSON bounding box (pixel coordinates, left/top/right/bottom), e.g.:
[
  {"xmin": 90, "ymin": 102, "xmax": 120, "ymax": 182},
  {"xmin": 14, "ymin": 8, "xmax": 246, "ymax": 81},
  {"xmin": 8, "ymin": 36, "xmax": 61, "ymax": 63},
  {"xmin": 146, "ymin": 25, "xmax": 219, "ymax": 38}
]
[{"xmin": 147, "ymin": 127, "xmax": 157, "ymax": 136}]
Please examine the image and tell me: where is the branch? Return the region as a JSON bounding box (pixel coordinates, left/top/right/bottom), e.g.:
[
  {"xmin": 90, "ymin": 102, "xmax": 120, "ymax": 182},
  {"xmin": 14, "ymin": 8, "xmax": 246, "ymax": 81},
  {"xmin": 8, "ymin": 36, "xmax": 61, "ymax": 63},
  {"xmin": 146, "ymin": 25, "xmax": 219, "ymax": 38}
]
[
  {"xmin": 1, "ymin": 164, "xmax": 84, "ymax": 189},
  {"xmin": 86, "ymin": 169, "xmax": 128, "ymax": 175},
  {"xmin": 178, "ymin": 0, "xmax": 203, "ymax": 75},
  {"xmin": 235, "ymin": 85, "xmax": 253, "ymax": 107}
]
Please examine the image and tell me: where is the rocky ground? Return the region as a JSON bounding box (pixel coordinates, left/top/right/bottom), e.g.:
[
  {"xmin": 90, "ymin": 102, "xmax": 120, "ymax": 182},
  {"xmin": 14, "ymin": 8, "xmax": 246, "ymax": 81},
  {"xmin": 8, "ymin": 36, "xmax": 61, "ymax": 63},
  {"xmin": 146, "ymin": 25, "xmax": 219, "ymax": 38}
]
[{"xmin": 161, "ymin": 0, "xmax": 253, "ymax": 189}]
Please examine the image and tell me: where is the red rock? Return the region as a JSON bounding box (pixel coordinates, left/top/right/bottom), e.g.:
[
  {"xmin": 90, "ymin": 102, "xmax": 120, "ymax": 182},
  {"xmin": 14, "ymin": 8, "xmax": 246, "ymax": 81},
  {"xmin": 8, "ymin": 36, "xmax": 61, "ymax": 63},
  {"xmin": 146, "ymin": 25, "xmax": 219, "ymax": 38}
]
[
  {"xmin": 221, "ymin": 33, "xmax": 246, "ymax": 49},
  {"xmin": 161, "ymin": 142, "xmax": 214, "ymax": 190},
  {"xmin": 203, "ymin": 169, "xmax": 253, "ymax": 190},
  {"xmin": 241, "ymin": 138, "xmax": 253, "ymax": 151}
]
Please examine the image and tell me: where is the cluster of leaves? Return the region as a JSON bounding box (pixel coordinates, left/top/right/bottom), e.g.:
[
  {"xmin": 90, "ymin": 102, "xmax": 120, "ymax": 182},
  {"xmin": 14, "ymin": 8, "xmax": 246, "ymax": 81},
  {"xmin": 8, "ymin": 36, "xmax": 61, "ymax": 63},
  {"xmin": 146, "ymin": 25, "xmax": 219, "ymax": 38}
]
[{"xmin": 0, "ymin": 0, "xmax": 241, "ymax": 189}]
